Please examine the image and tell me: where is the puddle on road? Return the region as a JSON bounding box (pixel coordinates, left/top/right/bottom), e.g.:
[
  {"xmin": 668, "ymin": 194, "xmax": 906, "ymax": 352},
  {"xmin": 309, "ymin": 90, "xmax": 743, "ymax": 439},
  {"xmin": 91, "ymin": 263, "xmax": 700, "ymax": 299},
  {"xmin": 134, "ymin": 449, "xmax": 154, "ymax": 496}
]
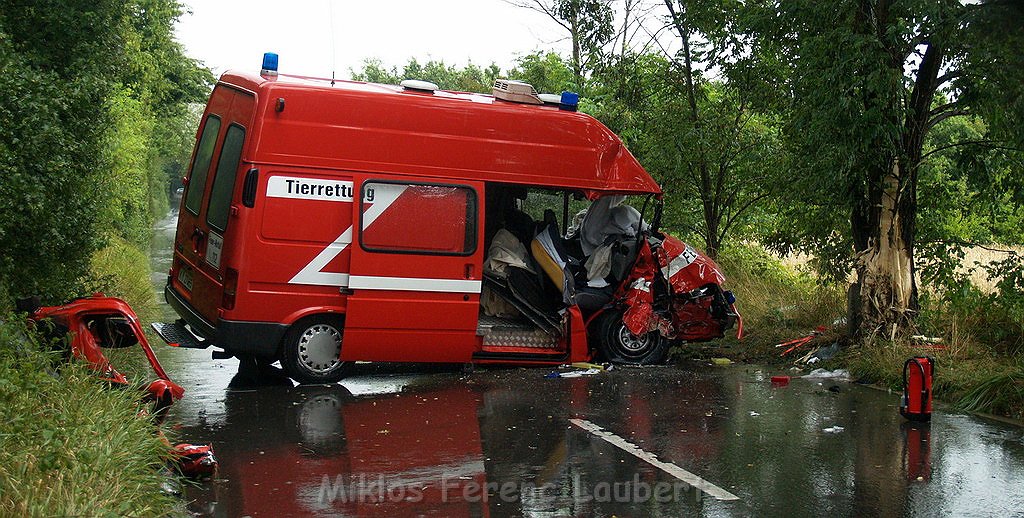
[{"xmin": 149, "ymin": 211, "xmax": 1024, "ymax": 517}]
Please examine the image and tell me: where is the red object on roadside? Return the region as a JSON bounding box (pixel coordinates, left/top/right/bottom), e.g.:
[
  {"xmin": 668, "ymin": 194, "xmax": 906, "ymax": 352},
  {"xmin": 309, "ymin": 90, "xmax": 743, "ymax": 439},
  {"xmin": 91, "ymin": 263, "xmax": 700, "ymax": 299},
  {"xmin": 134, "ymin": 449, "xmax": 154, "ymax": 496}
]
[
  {"xmin": 27, "ymin": 294, "xmax": 184, "ymax": 406},
  {"xmin": 770, "ymin": 375, "xmax": 790, "ymax": 387},
  {"xmin": 900, "ymin": 357, "xmax": 934, "ymax": 422},
  {"xmin": 172, "ymin": 443, "xmax": 218, "ymax": 478}
]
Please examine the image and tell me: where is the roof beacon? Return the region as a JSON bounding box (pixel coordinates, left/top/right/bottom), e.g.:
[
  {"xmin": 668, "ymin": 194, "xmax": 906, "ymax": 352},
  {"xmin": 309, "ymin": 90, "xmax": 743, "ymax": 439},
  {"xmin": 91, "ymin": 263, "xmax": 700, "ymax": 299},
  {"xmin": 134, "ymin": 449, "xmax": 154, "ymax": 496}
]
[
  {"xmin": 492, "ymin": 79, "xmax": 543, "ymax": 105},
  {"xmin": 261, "ymin": 52, "xmax": 279, "ymax": 78},
  {"xmin": 560, "ymin": 91, "xmax": 579, "ymax": 112}
]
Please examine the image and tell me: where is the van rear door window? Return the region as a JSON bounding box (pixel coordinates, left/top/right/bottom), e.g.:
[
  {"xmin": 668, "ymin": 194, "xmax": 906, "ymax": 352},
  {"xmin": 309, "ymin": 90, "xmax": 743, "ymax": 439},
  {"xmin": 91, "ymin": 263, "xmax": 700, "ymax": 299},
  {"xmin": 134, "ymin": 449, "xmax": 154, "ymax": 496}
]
[
  {"xmin": 360, "ymin": 182, "xmax": 477, "ymax": 255},
  {"xmin": 206, "ymin": 124, "xmax": 246, "ymax": 232},
  {"xmin": 184, "ymin": 115, "xmax": 221, "ymax": 215}
]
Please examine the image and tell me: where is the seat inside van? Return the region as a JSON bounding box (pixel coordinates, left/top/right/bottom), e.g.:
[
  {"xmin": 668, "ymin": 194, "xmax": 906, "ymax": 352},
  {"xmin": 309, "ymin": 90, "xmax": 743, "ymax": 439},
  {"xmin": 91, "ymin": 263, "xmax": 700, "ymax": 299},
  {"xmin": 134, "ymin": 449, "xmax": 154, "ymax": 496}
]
[{"xmin": 480, "ymin": 184, "xmax": 645, "ymax": 339}]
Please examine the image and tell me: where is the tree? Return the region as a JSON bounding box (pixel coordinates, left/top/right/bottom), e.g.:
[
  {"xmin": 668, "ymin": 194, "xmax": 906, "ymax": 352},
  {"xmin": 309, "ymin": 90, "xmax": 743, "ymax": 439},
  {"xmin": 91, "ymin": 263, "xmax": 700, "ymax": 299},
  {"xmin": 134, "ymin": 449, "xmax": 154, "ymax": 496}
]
[
  {"xmin": 0, "ymin": 0, "xmax": 211, "ymax": 303},
  {"xmin": 506, "ymin": 51, "xmax": 576, "ymax": 94},
  {"xmin": 616, "ymin": 0, "xmax": 787, "ymax": 259},
  {"xmin": 0, "ymin": 0, "xmax": 127, "ymax": 302},
  {"xmin": 769, "ymin": 0, "xmax": 1024, "ymax": 340},
  {"xmin": 505, "ymin": 0, "xmax": 615, "ymax": 90}
]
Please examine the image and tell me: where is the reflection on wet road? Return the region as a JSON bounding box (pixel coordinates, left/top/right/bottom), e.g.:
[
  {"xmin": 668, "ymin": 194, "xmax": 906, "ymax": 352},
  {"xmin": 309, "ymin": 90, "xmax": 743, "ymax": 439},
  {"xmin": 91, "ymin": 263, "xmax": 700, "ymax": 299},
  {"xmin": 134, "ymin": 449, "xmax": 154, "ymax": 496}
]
[
  {"xmin": 150, "ymin": 212, "xmax": 1024, "ymax": 517},
  {"xmin": 159, "ymin": 357, "xmax": 1024, "ymax": 517}
]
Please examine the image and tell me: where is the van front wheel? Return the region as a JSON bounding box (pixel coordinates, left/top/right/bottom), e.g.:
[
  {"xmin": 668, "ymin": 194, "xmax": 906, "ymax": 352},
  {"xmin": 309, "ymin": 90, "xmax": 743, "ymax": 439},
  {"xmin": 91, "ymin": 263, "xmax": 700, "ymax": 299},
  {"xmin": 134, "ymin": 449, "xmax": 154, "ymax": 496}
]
[
  {"xmin": 281, "ymin": 316, "xmax": 348, "ymax": 384},
  {"xmin": 589, "ymin": 309, "xmax": 669, "ymax": 365}
]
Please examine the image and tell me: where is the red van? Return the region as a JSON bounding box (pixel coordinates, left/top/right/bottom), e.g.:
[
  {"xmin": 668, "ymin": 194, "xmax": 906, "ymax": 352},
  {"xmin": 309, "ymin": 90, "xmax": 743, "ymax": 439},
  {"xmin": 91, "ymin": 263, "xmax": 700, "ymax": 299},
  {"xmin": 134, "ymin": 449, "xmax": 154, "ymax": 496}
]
[{"xmin": 156, "ymin": 56, "xmax": 740, "ymax": 383}]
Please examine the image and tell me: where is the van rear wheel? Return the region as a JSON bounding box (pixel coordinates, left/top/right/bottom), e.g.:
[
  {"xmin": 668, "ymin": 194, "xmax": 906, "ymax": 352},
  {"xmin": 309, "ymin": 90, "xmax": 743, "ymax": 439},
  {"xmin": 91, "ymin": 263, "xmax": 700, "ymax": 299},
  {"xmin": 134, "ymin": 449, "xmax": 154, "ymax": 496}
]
[
  {"xmin": 281, "ymin": 316, "xmax": 348, "ymax": 384},
  {"xmin": 589, "ymin": 309, "xmax": 669, "ymax": 365}
]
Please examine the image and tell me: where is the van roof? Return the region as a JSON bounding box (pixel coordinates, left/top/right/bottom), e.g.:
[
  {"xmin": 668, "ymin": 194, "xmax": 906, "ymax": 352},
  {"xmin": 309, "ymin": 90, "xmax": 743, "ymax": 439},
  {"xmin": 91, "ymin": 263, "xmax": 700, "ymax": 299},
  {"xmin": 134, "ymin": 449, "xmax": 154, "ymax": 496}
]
[{"xmin": 221, "ymin": 71, "xmax": 661, "ymax": 196}]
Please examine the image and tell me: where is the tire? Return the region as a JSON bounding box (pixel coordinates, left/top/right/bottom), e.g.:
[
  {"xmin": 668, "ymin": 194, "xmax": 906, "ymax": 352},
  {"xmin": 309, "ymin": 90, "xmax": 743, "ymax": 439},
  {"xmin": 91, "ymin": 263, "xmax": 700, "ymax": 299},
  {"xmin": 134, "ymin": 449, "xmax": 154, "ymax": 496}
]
[
  {"xmin": 280, "ymin": 315, "xmax": 348, "ymax": 384},
  {"xmin": 589, "ymin": 309, "xmax": 670, "ymax": 365}
]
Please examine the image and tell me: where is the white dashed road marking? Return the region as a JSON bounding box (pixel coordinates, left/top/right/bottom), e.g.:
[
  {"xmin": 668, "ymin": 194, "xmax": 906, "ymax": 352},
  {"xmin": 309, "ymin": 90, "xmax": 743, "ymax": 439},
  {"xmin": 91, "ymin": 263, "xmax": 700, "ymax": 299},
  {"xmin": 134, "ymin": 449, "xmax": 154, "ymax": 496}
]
[{"xmin": 570, "ymin": 418, "xmax": 740, "ymax": 501}]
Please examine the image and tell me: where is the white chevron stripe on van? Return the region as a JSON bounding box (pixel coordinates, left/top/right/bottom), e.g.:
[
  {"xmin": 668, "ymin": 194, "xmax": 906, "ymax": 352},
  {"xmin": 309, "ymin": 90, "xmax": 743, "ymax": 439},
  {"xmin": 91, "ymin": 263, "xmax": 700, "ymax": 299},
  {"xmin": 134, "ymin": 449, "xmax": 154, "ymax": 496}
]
[{"xmin": 288, "ymin": 184, "xmax": 407, "ymax": 286}]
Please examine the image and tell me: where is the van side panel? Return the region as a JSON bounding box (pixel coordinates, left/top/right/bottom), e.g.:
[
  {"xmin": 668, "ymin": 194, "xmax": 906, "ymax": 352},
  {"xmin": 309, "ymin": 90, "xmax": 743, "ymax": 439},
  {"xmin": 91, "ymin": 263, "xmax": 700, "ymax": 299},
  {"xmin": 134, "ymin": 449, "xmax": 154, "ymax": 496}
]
[{"xmin": 226, "ymin": 168, "xmax": 354, "ymax": 323}]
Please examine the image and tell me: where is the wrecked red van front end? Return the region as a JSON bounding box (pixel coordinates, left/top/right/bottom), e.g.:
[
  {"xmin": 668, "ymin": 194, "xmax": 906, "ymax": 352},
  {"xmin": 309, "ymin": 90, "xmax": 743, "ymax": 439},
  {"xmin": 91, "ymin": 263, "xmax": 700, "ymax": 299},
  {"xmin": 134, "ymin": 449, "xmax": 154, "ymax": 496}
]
[{"xmin": 618, "ymin": 233, "xmax": 742, "ymax": 347}]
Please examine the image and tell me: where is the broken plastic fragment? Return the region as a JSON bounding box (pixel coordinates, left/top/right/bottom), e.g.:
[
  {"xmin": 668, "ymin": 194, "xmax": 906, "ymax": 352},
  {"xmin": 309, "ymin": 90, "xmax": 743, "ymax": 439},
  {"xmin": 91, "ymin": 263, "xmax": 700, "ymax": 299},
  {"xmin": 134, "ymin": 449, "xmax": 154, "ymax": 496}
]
[{"xmin": 803, "ymin": 368, "xmax": 851, "ymax": 381}]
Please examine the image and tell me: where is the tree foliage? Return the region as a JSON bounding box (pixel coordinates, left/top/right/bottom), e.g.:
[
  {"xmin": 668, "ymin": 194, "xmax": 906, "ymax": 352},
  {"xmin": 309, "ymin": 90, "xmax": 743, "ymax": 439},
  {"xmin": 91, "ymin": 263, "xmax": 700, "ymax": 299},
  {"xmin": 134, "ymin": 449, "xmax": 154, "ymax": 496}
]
[
  {"xmin": 0, "ymin": 0, "xmax": 211, "ymax": 304},
  {"xmin": 506, "ymin": 51, "xmax": 577, "ymax": 94},
  {"xmin": 350, "ymin": 58, "xmax": 501, "ymax": 93},
  {"xmin": 506, "ymin": 0, "xmax": 615, "ymax": 89}
]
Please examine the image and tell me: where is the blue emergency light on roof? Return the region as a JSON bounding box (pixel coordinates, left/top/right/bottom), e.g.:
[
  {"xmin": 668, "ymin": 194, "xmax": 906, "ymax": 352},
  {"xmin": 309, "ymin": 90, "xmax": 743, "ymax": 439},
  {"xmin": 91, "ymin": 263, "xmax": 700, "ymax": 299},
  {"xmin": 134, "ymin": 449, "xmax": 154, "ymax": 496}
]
[
  {"xmin": 261, "ymin": 52, "xmax": 279, "ymax": 77},
  {"xmin": 560, "ymin": 91, "xmax": 579, "ymax": 112}
]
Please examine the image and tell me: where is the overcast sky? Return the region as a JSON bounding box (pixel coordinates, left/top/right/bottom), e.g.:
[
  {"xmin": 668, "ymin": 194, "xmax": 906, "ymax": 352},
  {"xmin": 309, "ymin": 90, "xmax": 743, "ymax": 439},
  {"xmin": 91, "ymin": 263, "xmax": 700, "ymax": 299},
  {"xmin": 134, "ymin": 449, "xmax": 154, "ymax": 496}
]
[{"xmin": 174, "ymin": 0, "xmax": 573, "ymax": 80}]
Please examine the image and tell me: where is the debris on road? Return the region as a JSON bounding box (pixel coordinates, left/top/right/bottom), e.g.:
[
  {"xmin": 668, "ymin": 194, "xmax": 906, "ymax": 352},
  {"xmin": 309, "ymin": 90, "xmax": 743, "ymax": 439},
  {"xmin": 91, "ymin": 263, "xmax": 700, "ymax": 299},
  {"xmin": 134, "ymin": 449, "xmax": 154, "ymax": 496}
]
[
  {"xmin": 560, "ymin": 368, "xmax": 603, "ymax": 378},
  {"xmin": 711, "ymin": 357, "xmax": 732, "ymax": 366},
  {"xmin": 823, "ymin": 426, "xmax": 845, "ymax": 433},
  {"xmin": 770, "ymin": 375, "xmax": 791, "ymax": 387},
  {"xmin": 546, "ymin": 368, "xmax": 603, "ymax": 378},
  {"xmin": 570, "ymin": 362, "xmax": 610, "ymax": 371},
  {"xmin": 806, "ymin": 342, "xmax": 841, "ymax": 364},
  {"xmin": 803, "ymin": 368, "xmax": 852, "ymax": 381},
  {"xmin": 776, "ymin": 326, "xmax": 827, "ymax": 356},
  {"xmin": 171, "ymin": 443, "xmax": 218, "ymax": 478}
]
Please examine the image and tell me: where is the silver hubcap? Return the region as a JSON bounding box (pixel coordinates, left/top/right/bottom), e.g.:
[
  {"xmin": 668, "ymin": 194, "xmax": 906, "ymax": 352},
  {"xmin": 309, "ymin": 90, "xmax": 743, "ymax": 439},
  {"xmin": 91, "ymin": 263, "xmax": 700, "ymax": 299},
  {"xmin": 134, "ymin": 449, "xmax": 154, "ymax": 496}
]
[
  {"xmin": 617, "ymin": 326, "xmax": 650, "ymax": 353},
  {"xmin": 297, "ymin": 324, "xmax": 342, "ymax": 374}
]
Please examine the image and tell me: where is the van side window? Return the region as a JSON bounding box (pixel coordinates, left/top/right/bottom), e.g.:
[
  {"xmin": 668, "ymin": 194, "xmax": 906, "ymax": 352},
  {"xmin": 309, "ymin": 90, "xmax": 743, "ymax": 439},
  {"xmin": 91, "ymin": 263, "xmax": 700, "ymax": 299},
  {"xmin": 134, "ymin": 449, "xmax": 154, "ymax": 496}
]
[
  {"xmin": 360, "ymin": 182, "xmax": 477, "ymax": 255},
  {"xmin": 184, "ymin": 115, "xmax": 222, "ymax": 215},
  {"xmin": 206, "ymin": 124, "xmax": 246, "ymax": 232}
]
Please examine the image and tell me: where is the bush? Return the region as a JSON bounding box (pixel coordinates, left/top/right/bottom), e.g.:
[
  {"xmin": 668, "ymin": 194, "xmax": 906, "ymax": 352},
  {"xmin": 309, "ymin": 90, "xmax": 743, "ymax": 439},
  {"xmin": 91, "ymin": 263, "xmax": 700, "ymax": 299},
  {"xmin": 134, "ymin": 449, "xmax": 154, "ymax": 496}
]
[
  {"xmin": 716, "ymin": 244, "xmax": 845, "ymax": 339},
  {"xmin": 85, "ymin": 237, "xmax": 160, "ymax": 324},
  {"xmin": 0, "ymin": 317, "xmax": 177, "ymax": 517},
  {"xmin": 916, "ymin": 250, "xmax": 1023, "ymax": 358}
]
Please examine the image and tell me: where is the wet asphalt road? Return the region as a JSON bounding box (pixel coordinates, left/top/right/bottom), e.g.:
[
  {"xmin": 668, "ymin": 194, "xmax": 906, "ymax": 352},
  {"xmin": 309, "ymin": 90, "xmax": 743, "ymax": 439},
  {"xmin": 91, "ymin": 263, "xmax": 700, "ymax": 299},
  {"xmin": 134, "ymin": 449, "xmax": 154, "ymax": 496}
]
[
  {"xmin": 157, "ymin": 356, "xmax": 1024, "ymax": 517},
  {"xmin": 150, "ymin": 212, "xmax": 1024, "ymax": 518}
]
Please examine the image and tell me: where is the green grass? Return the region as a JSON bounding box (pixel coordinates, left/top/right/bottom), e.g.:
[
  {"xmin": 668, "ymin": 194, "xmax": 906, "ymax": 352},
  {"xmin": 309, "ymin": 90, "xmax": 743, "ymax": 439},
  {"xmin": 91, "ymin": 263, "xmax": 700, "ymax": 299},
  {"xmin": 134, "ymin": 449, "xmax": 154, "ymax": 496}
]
[
  {"xmin": 846, "ymin": 341, "xmax": 1024, "ymax": 419},
  {"xmin": 85, "ymin": 236, "xmax": 160, "ymax": 325},
  {"xmin": 704, "ymin": 244, "xmax": 846, "ymax": 362},
  {"xmin": 82, "ymin": 236, "xmax": 162, "ymax": 382},
  {"xmin": 0, "ymin": 317, "xmax": 180, "ymax": 517}
]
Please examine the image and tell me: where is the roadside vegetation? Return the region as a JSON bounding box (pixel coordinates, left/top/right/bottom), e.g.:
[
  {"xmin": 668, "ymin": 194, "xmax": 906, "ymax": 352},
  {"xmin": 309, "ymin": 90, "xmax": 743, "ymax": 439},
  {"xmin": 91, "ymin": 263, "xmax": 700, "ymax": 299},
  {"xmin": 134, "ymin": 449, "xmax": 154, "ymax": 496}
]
[
  {"xmin": 707, "ymin": 245, "xmax": 1024, "ymax": 419},
  {"xmin": 0, "ymin": 318, "xmax": 178, "ymax": 517},
  {"xmin": 0, "ymin": 1, "xmax": 210, "ymax": 514},
  {"xmin": 0, "ymin": 1, "xmax": 1022, "ymax": 511}
]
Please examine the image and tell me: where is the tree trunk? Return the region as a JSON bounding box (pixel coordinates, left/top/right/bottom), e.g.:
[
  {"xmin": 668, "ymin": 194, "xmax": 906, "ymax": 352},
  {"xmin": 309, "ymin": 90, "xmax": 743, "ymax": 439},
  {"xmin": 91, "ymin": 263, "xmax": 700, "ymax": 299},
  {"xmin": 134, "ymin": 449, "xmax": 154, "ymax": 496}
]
[{"xmin": 851, "ymin": 160, "xmax": 916, "ymax": 342}]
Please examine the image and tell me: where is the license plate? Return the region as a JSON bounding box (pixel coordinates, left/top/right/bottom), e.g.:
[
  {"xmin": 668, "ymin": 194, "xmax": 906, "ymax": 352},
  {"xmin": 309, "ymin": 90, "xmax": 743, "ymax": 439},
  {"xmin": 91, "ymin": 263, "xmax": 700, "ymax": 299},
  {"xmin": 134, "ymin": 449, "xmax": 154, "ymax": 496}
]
[{"xmin": 177, "ymin": 267, "xmax": 194, "ymax": 292}]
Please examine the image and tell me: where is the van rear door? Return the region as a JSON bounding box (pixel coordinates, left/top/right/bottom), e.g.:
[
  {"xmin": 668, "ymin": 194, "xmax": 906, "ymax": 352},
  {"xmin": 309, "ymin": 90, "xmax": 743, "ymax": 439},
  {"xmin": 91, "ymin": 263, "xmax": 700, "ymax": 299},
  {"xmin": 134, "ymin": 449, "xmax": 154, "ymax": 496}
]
[
  {"xmin": 172, "ymin": 85, "xmax": 255, "ymax": 325},
  {"xmin": 342, "ymin": 178, "xmax": 484, "ymax": 362}
]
